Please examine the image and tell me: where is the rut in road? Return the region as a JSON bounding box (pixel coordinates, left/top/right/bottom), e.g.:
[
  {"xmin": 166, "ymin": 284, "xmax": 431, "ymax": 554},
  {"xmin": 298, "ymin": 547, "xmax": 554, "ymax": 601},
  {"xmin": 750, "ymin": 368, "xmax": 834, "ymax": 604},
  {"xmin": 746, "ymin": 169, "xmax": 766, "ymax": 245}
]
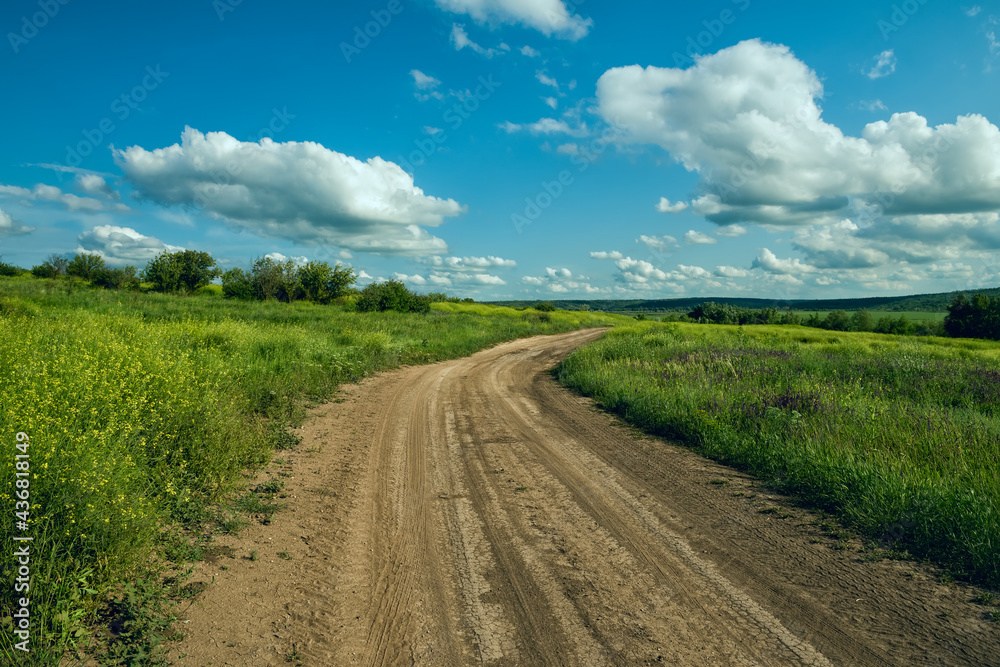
[{"xmin": 171, "ymin": 329, "xmax": 999, "ymax": 666}]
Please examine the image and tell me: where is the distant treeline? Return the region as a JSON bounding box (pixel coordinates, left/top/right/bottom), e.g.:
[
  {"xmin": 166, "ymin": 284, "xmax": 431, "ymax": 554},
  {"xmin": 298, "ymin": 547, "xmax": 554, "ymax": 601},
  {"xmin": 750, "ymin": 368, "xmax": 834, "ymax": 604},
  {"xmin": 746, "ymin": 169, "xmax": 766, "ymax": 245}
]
[
  {"xmin": 669, "ymin": 296, "xmax": 1000, "ymax": 340},
  {"xmin": 0, "ymin": 251, "xmax": 471, "ymax": 314}
]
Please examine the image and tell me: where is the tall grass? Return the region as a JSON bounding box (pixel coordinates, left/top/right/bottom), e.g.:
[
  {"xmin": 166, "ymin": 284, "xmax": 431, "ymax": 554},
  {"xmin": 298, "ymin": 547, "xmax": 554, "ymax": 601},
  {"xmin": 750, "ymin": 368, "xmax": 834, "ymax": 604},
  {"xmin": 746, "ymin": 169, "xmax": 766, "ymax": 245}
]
[
  {"xmin": 557, "ymin": 322, "xmax": 1000, "ymax": 588},
  {"xmin": 0, "ymin": 277, "xmax": 629, "ymax": 662}
]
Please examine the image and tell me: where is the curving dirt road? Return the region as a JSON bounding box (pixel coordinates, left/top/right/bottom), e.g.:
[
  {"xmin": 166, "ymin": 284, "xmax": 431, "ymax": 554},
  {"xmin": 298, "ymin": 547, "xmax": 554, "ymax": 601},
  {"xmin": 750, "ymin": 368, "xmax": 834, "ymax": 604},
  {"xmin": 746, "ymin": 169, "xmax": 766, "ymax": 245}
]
[{"xmin": 170, "ymin": 329, "xmax": 999, "ymax": 666}]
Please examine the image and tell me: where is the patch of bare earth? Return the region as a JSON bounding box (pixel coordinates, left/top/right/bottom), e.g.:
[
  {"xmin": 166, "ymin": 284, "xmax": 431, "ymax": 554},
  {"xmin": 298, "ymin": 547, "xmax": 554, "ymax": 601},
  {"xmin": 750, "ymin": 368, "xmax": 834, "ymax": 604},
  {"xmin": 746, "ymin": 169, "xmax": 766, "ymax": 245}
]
[{"xmin": 167, "ymin": 329, "xmax": 999, "ymax": 666}]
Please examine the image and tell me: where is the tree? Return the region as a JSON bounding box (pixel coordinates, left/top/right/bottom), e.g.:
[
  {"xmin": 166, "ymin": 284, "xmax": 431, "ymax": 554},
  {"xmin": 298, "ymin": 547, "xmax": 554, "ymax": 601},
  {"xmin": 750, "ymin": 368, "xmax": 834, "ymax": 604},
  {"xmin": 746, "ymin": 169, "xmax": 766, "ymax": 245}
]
[
  {"xmin": 355, "ymin": 280, "xmax": 430, "ymax": 313},
  {"xmin": 945, "ymin": 293, "xmax": 1000, "ymax": 340},
  {"xmin": 821, "ymin": 310, "xmax": 851, "ymax": 331},
  {"xmin": 31, "ymin": 254, "xmax": 69, "ymax": 279},
  {"xmin": 143, "ymin": 250, "xmax": 219, "ymax": 293},
  {"xmin": 850, "ymin": 309, "xmax": 874, "ymax": 332},
  {"xmin": 221, "ymin": 267, "xmax": 254, "ymax": 300},
  {"xmin": 249, "ymin": 256, "xmax": 298, "ymax": 301},
  {"xmin": 0, "ymin": 259, "xmax": 25, "ymax": 276},
  {"xmin": 67, "ymin": 253, "xmax": 107, "ymax": 281},
  {"xmin": 92, "ymin": 265, "xmax": 140, "ymax": 290}
]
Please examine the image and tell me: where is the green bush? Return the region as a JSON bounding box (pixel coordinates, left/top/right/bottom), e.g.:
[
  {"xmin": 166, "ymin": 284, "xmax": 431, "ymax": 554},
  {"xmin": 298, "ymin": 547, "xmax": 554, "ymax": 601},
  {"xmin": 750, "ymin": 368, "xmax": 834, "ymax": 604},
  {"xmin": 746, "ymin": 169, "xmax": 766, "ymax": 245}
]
[
  {"xmin": 355, "ymin": 280, "xmax": 431, "ymax": 313},
  {"xmin": 31, "ymin": 254, "xmax": 69, "ymax": 279},
  {"xmin": 67, "ymin": 253, "xmax": 108, "ymax": 281},
  {"xmin": 91, "ymin": 266, "xmax": 140, "ymax": 291},
  {"xmin": 142, "ymin": 250, "xmax": 219, "ymax": 293},
  {"xmin": 0, "ymin": 260, "xmax": 26, "ymax": 277},
  {"xmin": 221, "ymin": 267, "xmax": 255, "ymax": 300}
]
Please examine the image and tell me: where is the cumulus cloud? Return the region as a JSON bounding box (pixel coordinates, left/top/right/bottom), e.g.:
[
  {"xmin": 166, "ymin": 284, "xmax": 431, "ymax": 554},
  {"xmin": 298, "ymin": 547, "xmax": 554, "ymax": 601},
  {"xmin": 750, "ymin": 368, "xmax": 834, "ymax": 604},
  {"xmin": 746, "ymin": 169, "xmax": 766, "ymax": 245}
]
[
  {"xmin": 114, "ymin": 127, "xmax": 464, "ymax": 255},
  {"xmin": 521, "ymin": 266, "xmax": 603, "ymax": 294},
  {"xmin": 715, "ymin": 265, "xmax": 750, "ymax": 278},
  {"xmin": 421, "ymin": 255, "xmax": 516, "ymax": 269},
  {"xmin": 544, "ymin": 96, "xmax": 558, "ymax": 110},
  {"xmin": 75, "ymin": 173, "xmax": 121, "ymax": 200},
  {"xmin": 537, "ymin": 70, "xmax": 559, "ymax": 89},
  {"xmin": 0, "ymin": 208, "xmax": 34, "ymax": 236},
  {"xmin": 656, "ymin": 197, "xmax": 688, "ymax": 213},
  {"xmin": 434, "ymin": 0, "xmax": 591, "ymax": 40},
  {"xmin": 265, "ymin": 252, "xmax": 309, "ymax": 266},
  {"xmin": 715, "ymin": 224, "xmax": 747, "ymax": 237},
  {"xmin": 751, "ymin": 248, "xmax": 816, "ymax": 275},
  {"xmin": 521, "ymin": 45, "xmax": 540, "ymax": 57},
  {"xmin": 866, "ymin": 50, "xmax": 897, "ymax": 79},
  {"xmin": 590, "ymin": 250, "xmax": 624, "ymax": 259},
  {"xmin": 76, "ymin": 225, "xmax": 183, "ymax": 265},
  {"xmin": 635, "ymin": 235, "xmax": 677, "ymax": 250},
  {"xmin": 411, "ymin": 254, "xmax": 514, "ymax": 288},
  {"xmin": 412, "ymin": 70, "xmax": 445, "ymax": 101},
  {"xmin": 596, "ymin": 39, "xmax": 1000, "ymax": 234},
  {"xmin": 683, "ymin": 230, "xmax": 718, "ymax": 245},
  {"xmin": 556, "ymin": 142, "xmax": 578, "ymax": 155}
]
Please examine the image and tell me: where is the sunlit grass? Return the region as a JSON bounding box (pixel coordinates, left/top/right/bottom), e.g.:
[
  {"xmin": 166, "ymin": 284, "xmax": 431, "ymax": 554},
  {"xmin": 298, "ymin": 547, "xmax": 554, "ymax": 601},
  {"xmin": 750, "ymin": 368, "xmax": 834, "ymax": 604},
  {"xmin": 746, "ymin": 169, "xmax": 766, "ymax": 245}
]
[
  {"xmin": 0, "ymin": 277, "xmax": 630, "ymax": 662},
  {"xmin": 558, "ymin": 322, "xmax": 1000, "ymax": 588}
]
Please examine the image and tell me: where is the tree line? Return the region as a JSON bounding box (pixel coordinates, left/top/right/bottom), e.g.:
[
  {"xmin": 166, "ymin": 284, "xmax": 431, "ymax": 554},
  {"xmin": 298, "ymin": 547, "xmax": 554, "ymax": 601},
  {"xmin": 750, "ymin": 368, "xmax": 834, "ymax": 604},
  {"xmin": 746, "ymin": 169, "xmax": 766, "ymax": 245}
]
[{"xmin": 0, "ymin": 250, "xmax": 470, "ymax": 313}]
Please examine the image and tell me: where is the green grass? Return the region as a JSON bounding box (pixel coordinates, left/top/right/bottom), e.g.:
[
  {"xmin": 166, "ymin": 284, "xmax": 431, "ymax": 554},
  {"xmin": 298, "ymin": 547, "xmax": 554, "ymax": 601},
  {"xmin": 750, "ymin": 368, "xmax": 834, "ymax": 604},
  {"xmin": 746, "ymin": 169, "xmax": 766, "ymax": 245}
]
[
  {"xmin": 557, "ymin": 322, "xmax": 1000, "ymax": 588},
  {"xmin": 0, "ymin": 277, "xmax": 630, "ymax": 663}
]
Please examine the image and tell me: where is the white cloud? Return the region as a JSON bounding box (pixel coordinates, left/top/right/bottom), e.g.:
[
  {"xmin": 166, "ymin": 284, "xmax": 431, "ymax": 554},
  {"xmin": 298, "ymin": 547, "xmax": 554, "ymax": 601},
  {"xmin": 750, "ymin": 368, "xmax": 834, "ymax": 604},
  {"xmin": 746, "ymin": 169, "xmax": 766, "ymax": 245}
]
[
  {"xmin": 596, "ymin": 38, "xmax": 1000, "ymax": 239},
  {"xmin": 76, "ymin": 225, "xmax": 183, "ymax": 265},
  {"xmin": 590, "ymin": 250, "xmax": 624, "ymax": 259},
  {"xmin": 866, "ymin": 49, "xmax": 897, "ymax": 79},
  {"xmin": 424, "ymin": 126, "xmax": 444, "ymax": 136},
  {"xmin": 114, "ymin": 127, "xmax": 464, "ymax": 255},
  {"xmin": 394, "ymin": 272, "xmax": 428, "ymax": 285},
  {"xmin": 0, "ymin": 183, "xmax": 118, "ymax": 213},
  {"xmin": 75, "ymin": 173, "xmax": 120, "ymax": 200},
  {"xmin": 434, "ymin": 0, "xmax": 591, "ymax": 40},
  {"xmin": 526, "ymin": 118, "xmax": 588, "ymax": 137},
  {"xmin": 715, "ymin": 225, "xmax": 747, "ymax": 237},
  {"xmin": 411, "ymin": 69, "xmax": 441, "ymax": 90},
  {"xmin": 521, "ymin": 45, "xmax": 540, "ymax": 57},
  {"xmin": 989, "ymin": 31, "xmax": 1000, "ymax": 55},
  {"xmin": 265, "ymin": 252, "xmax": 308, "ymax": 266},
  {"xmin": 859, "ymin": 99, "xmax": 888, "ymax": 112},
  {"xmin": 715, "ymin": 265, "xmax": 750, "ymax": 278},
  {"xmin": 656, "ymin": 197, "xmax": 688, "ymax": 213},
  {"xmin": 450, "ymin": 23, "xmax": 500, "ymax": 57},
  {"xmin": 751, "ymin": 248, "xmax": 816, "ymax": 275},
  {"xmin": 635, "ymin": 235, "xmax": 677, "ymax": 250},
  {"xmin": 537, "ymin": 70, "xmax": 559, "ymax": 89},
  {"xmin": 544, "ymin": 96, "xmax": 558, "ymax": 110},
  {"xmin": 966, "ymin": 6, "xmax": 982, "ymax": 17},
  {"xmin": 498, "ymin": 121, "xmax": 522, "ymax": 133},
  {"xmin": 0, "ymin": 208, "xmax": 34, "ymax": 236},
  {"xmin": 683, "ymin": 230, "xmax": 718, "ymax": 245},
  {"xmin": 521, "ymin": 266, "xmax": 602, "ymax": 293},
  {"xmin": 422, "ymin": 255, "xmax": 516, "ymax": 269},
  {"xmin": 556, "ymin": 142, "xmax": 578, "ymax": 155},
  {"xmin": 615, "ymin": 256, "xmax": 669, "ymax": 281}
]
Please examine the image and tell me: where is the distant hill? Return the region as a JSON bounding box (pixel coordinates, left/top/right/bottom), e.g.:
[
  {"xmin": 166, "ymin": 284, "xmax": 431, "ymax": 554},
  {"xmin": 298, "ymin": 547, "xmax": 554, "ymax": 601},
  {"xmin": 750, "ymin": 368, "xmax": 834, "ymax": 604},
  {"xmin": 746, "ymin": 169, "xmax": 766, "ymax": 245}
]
[{"xmin": 490, "ymin": 286, "xmax": 1000, "ymax": 313}]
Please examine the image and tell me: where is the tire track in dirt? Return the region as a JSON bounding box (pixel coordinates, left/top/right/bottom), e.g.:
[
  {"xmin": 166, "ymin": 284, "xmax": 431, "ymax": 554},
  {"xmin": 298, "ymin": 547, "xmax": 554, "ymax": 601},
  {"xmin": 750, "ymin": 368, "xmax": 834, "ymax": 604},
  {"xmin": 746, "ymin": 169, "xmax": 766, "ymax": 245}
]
[{"xmin": 170, "ymin": 329, "xmax": 1000, "ymax": 666}]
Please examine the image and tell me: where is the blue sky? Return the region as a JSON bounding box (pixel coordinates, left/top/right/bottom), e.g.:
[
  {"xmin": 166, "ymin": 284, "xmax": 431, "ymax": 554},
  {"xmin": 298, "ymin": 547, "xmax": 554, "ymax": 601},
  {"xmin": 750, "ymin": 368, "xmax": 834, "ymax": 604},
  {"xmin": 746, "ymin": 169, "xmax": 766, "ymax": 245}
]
[{"xmin": 1, "ymin": 0, "xmax": 999, "ymax": 300}]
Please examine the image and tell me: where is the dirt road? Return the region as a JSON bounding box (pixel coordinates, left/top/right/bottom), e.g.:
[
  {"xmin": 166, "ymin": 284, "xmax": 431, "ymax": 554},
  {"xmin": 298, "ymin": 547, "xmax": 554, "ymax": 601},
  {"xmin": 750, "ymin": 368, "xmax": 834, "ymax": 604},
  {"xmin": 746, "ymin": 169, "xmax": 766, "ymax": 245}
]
[{"xmin": 170, "ymin": 329, "xmax": 998, "ymax": 666}]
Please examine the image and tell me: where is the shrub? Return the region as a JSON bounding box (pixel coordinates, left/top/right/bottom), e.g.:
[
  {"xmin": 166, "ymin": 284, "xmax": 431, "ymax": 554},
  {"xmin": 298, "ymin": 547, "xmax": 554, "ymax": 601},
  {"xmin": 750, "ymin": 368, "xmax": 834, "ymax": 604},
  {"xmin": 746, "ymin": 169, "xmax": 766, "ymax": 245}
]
[
  {"xmin": 0, "ymin": 260, "xmax": 26, "ymax": 276},
  {"xmin": 142, "ymin": 250, "xmax": 219, "ymax": 293},
  {"xmin": 92, "ymin": 266, "xmax": 140, "ymax": 290},
  {"xmin": 66, "ymin": 253, "xmax": 108, "ymax": 281},
  {"xmin": 31, "ymin": 254, "xmax": 69, "ymax": 279},
  {"xmin": 296, "ymin": 261, "xmax": 356, "ymax": 303},
  {"xmin": 534, "ymin": 301, "xmax": 556, "ymax": 312},
  {"xmin": 221, "ymin": 267, "xmax": 255, "ymax": 300},
  {"xmin": 355, "ymin": 280, "xmax": 430, "ymax": 313}
]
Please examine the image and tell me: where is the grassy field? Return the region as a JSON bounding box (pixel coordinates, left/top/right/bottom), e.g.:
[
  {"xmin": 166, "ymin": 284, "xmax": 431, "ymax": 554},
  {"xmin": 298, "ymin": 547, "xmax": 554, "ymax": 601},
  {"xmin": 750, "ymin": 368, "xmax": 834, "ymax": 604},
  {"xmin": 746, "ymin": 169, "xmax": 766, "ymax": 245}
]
[
  {"xmin": 557, "ymin": 322, "xmax": 1000, "ymax": 590},
  {"xmin": 0, "ymin": 277, "xmax": 630, "ymax": 664}
]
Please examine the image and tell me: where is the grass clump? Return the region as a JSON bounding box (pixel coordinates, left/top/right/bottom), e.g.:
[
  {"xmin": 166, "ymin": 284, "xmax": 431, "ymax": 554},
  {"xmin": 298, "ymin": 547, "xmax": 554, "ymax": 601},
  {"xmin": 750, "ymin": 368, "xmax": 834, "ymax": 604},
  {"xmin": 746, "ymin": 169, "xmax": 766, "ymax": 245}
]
[{"xmin": 557, "ymin": 322, "xmax": 1000, "ymax": 588}]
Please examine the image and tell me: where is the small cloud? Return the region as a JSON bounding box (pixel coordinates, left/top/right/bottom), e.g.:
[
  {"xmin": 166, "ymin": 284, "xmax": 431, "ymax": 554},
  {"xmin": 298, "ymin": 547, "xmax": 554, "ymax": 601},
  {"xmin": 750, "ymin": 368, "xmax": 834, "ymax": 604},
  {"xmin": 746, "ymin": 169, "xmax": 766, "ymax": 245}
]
[
  {"xmin": 966, "ymin": 5, "xmax": 982, "ymax": 17},
  {"xmin": 451, "ymin": 23, "xmax": 499, "ymax": 58},
  {"xmin": 636, "ymin": 235, "xmax": 678, "ymax": 250},
  {"xmin": 556, "ymin": 142, "xmax": 578, "ymax": 155},
  {"xmin": 866, "ymin": 49, "xmax": 897, "ymax": 79},
  {"xmin": 715, "ymin": 225, "xmax": 747, "ymax": 237},
  {"xmin": 683, "ymin": 230, "xmax": 718, "ymax": 245},
  {"xmin": 498, "ymin": 121, "xmax": 522, "ymax": 133},
  {"xmin": 76, "ymin": 225, "xmax": 184, "ymax": 265},
  {"xmin": 0, "ymin": 208, "xmax": 34, "ymax": 236},
  {"xmin": 751, "ymin": 248, "xmax": 815, "ymax": 275},
  {"xmin": 424, "ymin": 126, "xmax": 444, "ymax": 135},
  {"xmin": 521, "ymin": 45, "xmax": 540, "ymax": 57},
  {"xmin": 858, "ymin": 99, "xmax": 888, "ymax": 112},
  {"xmin": 656, "ymin": 197, "xmax": 688, "ymax": 213},
  {"xmin": 265, "ymin": 252, "xmax": 309, "ymax": 266},
  {"xmin": 411, "ymin": 69, "xmax": 441, "ymax": 90},
  {"xmin": 590, "ymin": 250, "xmax": 624, "ymax": 260},
  {"xmin": 536, "ymin": 70, "xmax": 559, "ymax": 89},
  {"xmin": 543, "ymin": 96, "xmax": 558, "ymax": 109}
]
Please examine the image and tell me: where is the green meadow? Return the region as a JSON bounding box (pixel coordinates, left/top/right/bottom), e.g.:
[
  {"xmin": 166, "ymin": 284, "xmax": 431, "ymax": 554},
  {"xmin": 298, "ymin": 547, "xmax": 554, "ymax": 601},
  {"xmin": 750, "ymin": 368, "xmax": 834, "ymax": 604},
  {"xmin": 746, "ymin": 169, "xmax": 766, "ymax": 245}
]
[
  {"xmin": 0, "ymin": 277, "xmax": 629, "ymax": 664},
  {"xmin": 557, "ymin": 322, "xmax": 1000, "ymax": 589}
]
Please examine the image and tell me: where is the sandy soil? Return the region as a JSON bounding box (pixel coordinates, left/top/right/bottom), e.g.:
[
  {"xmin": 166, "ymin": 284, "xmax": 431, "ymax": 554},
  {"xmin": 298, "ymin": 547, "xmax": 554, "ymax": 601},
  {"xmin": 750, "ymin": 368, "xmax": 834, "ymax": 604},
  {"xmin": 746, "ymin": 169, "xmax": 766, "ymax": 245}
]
[{"xmin": 168, "ymin": 329, "xmax": 999, "ymax": 666}]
